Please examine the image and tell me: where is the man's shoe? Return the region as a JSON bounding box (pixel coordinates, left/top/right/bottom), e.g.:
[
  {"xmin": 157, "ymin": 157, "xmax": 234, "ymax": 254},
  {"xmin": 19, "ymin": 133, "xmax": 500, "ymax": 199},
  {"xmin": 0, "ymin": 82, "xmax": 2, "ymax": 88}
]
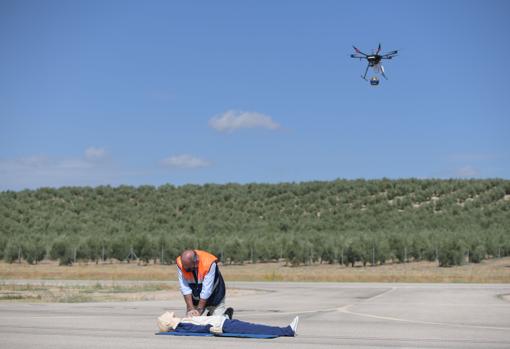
[{"xmin": 223, "ymin": 307, "xmax": 234, "ymax": 320}]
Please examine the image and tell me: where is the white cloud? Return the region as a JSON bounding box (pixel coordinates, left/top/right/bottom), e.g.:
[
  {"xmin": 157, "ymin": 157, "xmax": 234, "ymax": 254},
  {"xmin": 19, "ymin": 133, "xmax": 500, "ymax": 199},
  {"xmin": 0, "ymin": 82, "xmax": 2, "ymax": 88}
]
[
  {"xmin": 57, "ymin": 159, "xmax": 95, "ymax": 169},
  {"xmin": 17, "ymin": 155, "xmax": 50, "ymax": 168},
  {"xmin": 209, "ymin": 110, "xmax": 280, "ymax": 132},
  {"xmin": 455, "ymin": 165, "xmax": 480, "ymax": 178},
  {"xmin": 0, "ymin": 147, "xmax": 114, "ymax": 190},
  {"xmin": 160, "ymin": 154, "xmax": 211, "ymax": 169},
  {"xmin": 85, "ymin": 147, "xmax": 107, "ymax": 161}
]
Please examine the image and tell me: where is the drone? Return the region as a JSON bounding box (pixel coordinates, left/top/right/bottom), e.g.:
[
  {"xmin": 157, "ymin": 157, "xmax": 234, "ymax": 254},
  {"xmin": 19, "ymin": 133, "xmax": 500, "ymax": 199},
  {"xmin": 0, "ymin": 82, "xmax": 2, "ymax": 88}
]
[{"xmin": 350, "ymin": 44, "xmax": 398, "ymax": 85}]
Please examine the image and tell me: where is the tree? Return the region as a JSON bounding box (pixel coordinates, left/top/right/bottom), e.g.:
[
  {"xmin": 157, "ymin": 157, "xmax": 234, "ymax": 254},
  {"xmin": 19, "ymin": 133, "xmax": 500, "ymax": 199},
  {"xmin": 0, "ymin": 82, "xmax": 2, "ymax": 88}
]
[
  {"xmin": 0, "ymin": 179, "xmax": 508, "ymax": 268},
  {"xmin": 345, "ymin": 237, "xmax": 368, "ymax": 267},
  {"xmin": 0, "ymin": 235, "xmax": 6, "ymax": 260},
  {"xmin": 3, "ymin": 240, "xmax": 23, "ymax": 263},
  {"xmin": 134, "ymin": 234, "xmax": 156, "ymax": 264},
  {"xmin": 224, "ymin": 238, "xmax": 246, "ymax": 264},
  {"xmin": 157, "ymin": 235, "xmax": 179, "ymax": 265},
  {"xmin": 285, "ymin": 237, "xmax": 307, "ymax": 266},
  {"xmin": 111, "ymin": 237, "xmax": 130, "ymax": 262},
  {"xmin": 438, "ymin": 237, "xmax": 465, "ymax": 267},
  {"xmin": 469, "ymin": 245, "xmax": 486, "ymax": 263},
  {"xmin": 23, "ymin": 236, "xmax": 46, "ymax": 264},
  {"xmin": 49, "ymin": 238, "xmax": 75, "ymax": 265}
]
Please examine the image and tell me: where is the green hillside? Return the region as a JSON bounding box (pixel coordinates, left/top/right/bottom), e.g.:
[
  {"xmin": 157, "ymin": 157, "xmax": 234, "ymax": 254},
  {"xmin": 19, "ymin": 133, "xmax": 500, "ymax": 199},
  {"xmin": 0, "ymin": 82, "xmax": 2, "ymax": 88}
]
[{"xmin": 1, "ymin": 179, "xmax": 509, "ymax": 267}]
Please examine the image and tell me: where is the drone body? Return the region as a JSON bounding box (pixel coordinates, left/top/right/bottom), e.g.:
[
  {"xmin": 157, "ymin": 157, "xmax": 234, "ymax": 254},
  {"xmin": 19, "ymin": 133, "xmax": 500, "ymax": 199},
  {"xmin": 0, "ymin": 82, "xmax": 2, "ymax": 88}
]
[{"xmin": 351, "ymin": 44, "xmax": 398, "ymax": 85}]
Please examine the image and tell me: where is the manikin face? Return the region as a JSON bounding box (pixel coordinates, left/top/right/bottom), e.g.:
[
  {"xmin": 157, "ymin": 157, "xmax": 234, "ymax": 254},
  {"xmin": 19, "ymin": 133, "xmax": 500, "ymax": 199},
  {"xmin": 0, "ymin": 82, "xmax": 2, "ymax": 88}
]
[{"xmin": 157, "ymin": 311, "xmax": 181, "ymax": 331}]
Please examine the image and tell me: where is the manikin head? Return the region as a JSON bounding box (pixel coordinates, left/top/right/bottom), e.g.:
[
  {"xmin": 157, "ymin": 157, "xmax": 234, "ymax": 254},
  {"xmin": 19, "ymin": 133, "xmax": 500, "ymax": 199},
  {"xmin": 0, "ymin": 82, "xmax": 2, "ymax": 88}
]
[{"xmin": 157, "ymin": 312, "xmax": 181, "ymax": 332}]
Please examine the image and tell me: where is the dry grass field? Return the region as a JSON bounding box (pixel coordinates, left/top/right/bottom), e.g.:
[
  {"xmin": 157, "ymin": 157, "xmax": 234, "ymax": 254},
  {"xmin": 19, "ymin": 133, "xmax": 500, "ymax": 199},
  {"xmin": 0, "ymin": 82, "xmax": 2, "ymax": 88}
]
[
  {"xmin": 0, "ymin": 282, "xmax": 180, "ymax": 303},
  {"xmin": 1, "ymin": 257, "xmax": 509, "ymax": 283}
]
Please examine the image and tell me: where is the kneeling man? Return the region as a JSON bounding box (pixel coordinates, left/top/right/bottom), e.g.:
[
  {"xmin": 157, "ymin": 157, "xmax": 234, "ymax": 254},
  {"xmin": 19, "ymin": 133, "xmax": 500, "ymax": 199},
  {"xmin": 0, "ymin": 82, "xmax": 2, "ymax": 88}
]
[{"xmin": 176, "ymin": 250, "xmax": 228, "ymax": 317}]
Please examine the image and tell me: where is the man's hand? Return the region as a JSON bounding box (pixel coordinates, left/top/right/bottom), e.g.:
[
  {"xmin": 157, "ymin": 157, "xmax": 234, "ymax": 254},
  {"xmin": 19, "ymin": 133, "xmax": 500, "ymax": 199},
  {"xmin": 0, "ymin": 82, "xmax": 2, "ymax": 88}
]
[
  {"xmin": 183, "ymin": 294, "xmax": 197, "ymax": 317},
  {"xmin": 186, "ymin": 309, "xmax": 200, "ymax": 317},
  {"xmin": 197, "ymin": 298, "xmax": 207, "ymax": 314}
]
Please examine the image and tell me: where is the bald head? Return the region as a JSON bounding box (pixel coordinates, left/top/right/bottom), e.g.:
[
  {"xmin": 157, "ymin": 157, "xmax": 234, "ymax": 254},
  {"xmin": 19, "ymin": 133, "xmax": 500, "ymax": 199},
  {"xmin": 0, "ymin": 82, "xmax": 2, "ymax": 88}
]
[{"xmin": 180, "ymin": 250, "xmax": 197, "ymax": 272}]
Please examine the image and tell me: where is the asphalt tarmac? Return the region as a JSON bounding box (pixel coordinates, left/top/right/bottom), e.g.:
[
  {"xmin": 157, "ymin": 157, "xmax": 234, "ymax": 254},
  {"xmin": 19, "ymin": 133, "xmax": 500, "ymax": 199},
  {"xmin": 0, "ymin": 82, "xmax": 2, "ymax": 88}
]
[{"xmin": 1, "ymin": 281, "xmax": 510, "ymax": 348}]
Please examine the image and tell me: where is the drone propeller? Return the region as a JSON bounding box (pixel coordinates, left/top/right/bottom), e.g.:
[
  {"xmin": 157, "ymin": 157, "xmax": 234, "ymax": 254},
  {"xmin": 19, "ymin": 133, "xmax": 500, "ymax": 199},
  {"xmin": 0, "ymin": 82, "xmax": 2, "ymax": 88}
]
[
  {"xmin": 352, "ymin": 45, "xmax": 368, "ymax": 56},
  {"xmin": 350, "ymin": 54, "xmax": 365, "ymax": 60},
  {"xmin": 381, "ymin": 50, "xmax": 398, "ymax": 59},
  {"xmin": 380, "ymin": 65, "xmax": 388, "ymax": 80},
  {"xmin": 375, "ymin": 43, "xmax": 381, "ymax": 55}
]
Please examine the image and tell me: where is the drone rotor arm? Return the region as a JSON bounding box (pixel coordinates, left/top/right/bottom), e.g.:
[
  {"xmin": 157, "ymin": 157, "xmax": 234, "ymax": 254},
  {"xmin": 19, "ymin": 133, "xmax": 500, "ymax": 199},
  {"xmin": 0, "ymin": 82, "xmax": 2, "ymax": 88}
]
[
  {"xmin": 361, "ymin": 64, "xmax": 370, "ymax": 80},
  {"xmin": 381, "ymin": 50, "xmax": 398, "ymax": 59}
]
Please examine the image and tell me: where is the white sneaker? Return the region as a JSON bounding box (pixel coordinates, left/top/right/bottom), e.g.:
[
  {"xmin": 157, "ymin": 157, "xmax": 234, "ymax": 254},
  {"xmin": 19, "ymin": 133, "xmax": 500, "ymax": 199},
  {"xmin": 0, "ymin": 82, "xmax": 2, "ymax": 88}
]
[{"xmin": 289, "ymin": 316, "xmax": 299, "ymax": 335}]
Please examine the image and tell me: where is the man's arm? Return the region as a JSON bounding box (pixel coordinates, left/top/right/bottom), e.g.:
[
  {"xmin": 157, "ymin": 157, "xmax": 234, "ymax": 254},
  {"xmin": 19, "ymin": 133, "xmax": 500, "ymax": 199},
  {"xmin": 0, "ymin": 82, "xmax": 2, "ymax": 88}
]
[
  {"xmin": 196, "ymin": 263, "xmax": 217, "ymax": 314},
  {"xmin": 178, "ymin": 268, "xmax": 196, "ymax": 313},
  {"xmin": 183, "ymin": 294, "xmax": 196, "ymax": 315},
  {"xmin": 196, "ymin": 298, "xmax": 207, "ymax": 315}
]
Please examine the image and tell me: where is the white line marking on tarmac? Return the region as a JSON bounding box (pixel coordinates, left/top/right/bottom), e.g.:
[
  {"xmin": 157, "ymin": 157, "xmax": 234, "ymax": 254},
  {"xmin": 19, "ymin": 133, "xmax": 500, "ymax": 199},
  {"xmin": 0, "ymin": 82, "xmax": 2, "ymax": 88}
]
[
  {"xmin": 241, "ymin": 307, "xmax": 339, "ymax": 316},
  {"xmin": 28, "ymin": 315, "xmax": 146, "ymax": 319},
  {"xmin": 336, "ymin": 287, "xmax": 510, "ymax": 331},
  {"xmin": 30, "ymin": 316, "xmax": 85, "ymax": 319},
  {"xmin": 338, "ymin": 307, "xmax": 510, "ymax": 331},
  {"xmin": 244, "ymin": 287, "xmax": 399, "ymax": 316},
  {"xmin": 365, "ymin": 286, "xmax": 397, "ymax": 302}
]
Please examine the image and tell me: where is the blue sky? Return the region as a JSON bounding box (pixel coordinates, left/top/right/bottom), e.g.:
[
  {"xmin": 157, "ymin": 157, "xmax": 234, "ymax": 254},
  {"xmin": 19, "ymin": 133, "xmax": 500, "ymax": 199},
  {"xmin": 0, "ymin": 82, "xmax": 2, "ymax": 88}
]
[{"xmin": 1, "ymin": 0, "xmax": 509, "ymax": 190}]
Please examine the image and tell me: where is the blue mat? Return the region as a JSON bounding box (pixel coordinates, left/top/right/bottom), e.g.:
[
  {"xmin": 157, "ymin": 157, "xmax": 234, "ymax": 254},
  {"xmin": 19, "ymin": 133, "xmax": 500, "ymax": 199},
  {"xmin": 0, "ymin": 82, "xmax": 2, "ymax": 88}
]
[
  {"xmin": 156, "ymin": 331, "xmax": 278, "ymax": 339},
  {"xmin": 156, "ymin": 332, "xmax": 213, "ymax": 337}
]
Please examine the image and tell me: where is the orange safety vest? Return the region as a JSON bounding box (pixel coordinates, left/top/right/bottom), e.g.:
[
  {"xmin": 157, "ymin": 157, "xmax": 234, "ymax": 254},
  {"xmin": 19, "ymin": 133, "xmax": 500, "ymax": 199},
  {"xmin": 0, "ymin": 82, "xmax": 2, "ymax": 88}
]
[
  {"xmin": 176, "ymin": 250, "xmax": 218, "ymax": 284},
  {"xmin": 176, "ymin": 250, "xmax": 225, "ymax": 306}
]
